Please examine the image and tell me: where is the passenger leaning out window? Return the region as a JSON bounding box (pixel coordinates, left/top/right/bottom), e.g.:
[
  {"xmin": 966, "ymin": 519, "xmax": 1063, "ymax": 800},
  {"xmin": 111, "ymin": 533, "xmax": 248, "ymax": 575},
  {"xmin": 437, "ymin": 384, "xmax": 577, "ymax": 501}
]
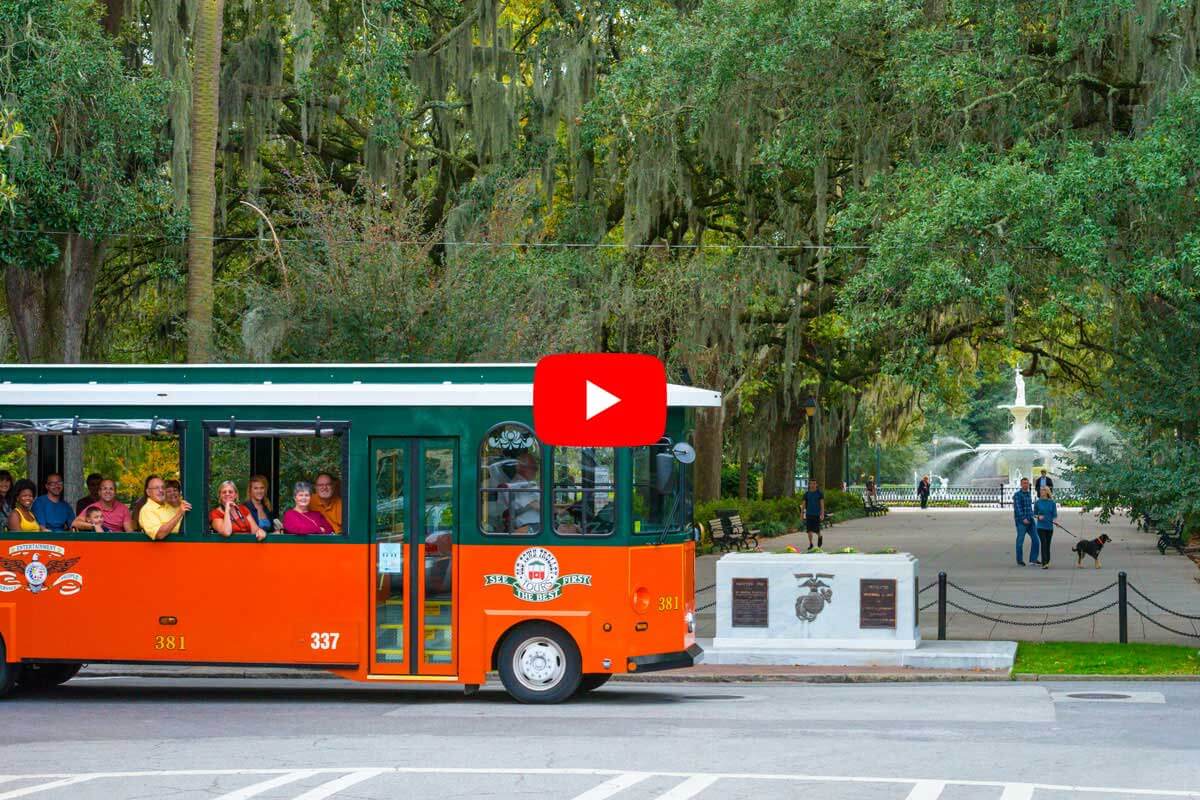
[
  {"xmin": 246, "ymin": 474, "xmax": 280, "ymax": 532},
  {"xmin": 72, "ymin": 479, "xmax": 134, "ymax": 532},
  {"xmin": 8, "ymin": 479, "xmax": 43, "ymax": 533},
  {"xmin": 310, "ymin": 472, "xmax": 343, "ymax": 533},
  {"xmin": 139, "ymin": 475, "xmax": 191, "ymax": 541},
  {"xmin": 210, "ymin": 480, "xmax": 265, "ymax": 541},
  {"xmin": 282, "ymin": 481, "xmax": 335, "ymax": 535}
]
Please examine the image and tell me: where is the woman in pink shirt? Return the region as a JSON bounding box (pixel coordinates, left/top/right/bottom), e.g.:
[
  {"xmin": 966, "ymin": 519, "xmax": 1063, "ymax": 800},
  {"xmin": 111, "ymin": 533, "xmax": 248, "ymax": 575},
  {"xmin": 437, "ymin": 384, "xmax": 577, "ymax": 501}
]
[
  {"xmin": 72, "ymin": 479, "xmax": 133, "ymax": 532},
  {"xmin": 282, "ymin": 481, "xmax": 335, "ymax": 535}
]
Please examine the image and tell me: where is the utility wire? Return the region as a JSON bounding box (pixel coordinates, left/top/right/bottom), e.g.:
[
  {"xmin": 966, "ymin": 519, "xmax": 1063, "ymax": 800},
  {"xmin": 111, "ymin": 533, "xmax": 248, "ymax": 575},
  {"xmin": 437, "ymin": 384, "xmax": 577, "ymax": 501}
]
[{"xmin": 0, "ymin": 228, "xmax": 873, "ymax": 251}]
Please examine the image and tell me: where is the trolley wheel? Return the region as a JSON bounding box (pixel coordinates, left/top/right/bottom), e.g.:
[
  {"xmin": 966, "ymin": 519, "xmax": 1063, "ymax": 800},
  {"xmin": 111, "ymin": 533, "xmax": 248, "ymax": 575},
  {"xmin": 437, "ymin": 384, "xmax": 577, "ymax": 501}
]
[
  {"xmin": 497, "ymin": 622, "xmax": 582, "ymax": 704},
  {"xmin": 0, "ymin": 638, "xmax": 18, "ymax": 698},
  {"xmin": 18, "ymin": 662, "xmax": 82, "ymax": 691},
  {"xmin": 575, "ymin": 673, "xmax": 612, "ymax": 694}
]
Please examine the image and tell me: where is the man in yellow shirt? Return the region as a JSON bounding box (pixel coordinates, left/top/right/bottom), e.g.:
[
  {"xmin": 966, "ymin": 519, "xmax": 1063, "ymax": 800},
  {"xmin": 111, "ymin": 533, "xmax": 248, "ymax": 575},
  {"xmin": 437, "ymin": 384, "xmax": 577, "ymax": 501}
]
[
  {"xmin": 138, "ymin": 475, "xmax": 192, "ymax": 540},
  {"xmin": 310, "ymin": 472, "xmax": 343, "ymax": 533}
]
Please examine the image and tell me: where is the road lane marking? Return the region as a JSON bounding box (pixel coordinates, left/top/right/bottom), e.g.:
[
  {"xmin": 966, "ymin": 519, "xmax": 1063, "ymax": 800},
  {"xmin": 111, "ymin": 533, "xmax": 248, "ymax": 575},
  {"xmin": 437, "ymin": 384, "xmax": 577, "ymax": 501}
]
[
  {"xmin": 568, "ymin": 773, "xmax": 652, "ymax": 800},
  {"xmin": 213, "ymin": 770, "xmax": 322, "ymax": 800},
  {"xmin": 0, "ymin": 776, "xmax": 97, "ymax": 800},
  {"xmin": 0, "ymin": 767, "xmax": 1198, "ymax": 799},
  {"xmin": 289, "ymin": 769, "xmax": 389, "ymax": 800},
  {"xmin": 1000, "ymin": 784, "xmax": 1035, "ymax": 800},
  {"xmin": 905, "ymin": 781, "xmax": 946, "ymax": 800},
  {"xmin": 653, "ymin": 776, "xmax": 720, "ymax": 799}
]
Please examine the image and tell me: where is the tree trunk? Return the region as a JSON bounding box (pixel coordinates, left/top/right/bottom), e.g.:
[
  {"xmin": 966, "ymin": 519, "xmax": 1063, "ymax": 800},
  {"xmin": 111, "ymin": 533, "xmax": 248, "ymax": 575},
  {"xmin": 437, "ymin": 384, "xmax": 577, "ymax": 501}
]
[
  {"xmin": 186, "ymin": 0, "xmax": 225, "ymax": 363},
  {"xmin": 762, "ymin": 417, "xmax": 802, "ymax": 499},
  {"xmin": 693, "ymin": 406, "xmax": 723, "ymax": 503},
  {"xmin": 818, "ymin": 416, "xmax": 850, "ymax": 491},
  {"xmin": 737, "ymin": 435, "xmax": 749, "ymax": 500}
]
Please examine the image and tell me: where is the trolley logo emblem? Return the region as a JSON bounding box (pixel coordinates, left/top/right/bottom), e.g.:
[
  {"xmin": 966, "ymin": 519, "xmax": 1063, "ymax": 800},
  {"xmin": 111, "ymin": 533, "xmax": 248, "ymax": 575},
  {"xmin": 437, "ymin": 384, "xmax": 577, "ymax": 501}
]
[
  {"xmin": 0, "ymin": 544, "xmax": 84, "ymax": 596},
  {"xmin": 484, "ymin": 547, "xmax": 592, "ymax": 602}
]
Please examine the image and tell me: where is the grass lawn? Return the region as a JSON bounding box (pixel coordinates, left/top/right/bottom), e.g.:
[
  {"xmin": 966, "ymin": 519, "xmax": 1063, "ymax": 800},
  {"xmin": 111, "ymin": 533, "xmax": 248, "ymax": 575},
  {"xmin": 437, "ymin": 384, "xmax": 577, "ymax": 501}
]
[{"xmin": 1014, "ymin": 641, "xmax": 1200, "ymax": 675}]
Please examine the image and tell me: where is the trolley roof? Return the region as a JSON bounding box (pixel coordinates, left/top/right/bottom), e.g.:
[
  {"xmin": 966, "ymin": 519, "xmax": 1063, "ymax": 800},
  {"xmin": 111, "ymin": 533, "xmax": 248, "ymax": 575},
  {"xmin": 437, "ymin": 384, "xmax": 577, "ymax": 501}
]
[{"xmin": 0, "ymin": 364, "xmax": 721, "ymax": 408}]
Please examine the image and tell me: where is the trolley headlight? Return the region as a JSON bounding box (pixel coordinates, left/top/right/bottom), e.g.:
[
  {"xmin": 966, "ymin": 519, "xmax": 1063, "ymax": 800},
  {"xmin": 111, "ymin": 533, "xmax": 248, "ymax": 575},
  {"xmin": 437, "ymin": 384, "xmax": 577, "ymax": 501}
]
[{"xmin": 684, "ymin": 611, "xmax": 695, "ymax": 633}]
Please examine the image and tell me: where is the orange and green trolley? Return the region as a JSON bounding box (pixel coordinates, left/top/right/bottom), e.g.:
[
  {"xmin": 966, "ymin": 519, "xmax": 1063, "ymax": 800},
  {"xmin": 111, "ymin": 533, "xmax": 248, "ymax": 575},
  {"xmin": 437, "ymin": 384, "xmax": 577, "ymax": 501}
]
[{"xmin": 0, "ymin": 364, "xmax": 718, "ymax": 703}]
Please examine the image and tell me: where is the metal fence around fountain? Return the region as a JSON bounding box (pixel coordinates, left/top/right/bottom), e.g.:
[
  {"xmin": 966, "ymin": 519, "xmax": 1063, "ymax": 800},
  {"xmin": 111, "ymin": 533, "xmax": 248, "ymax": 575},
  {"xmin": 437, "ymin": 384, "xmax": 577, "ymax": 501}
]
[
  {"xmin": 856, "ymin": 486, "xmax": 1080, "ymax": 508},
  {"xmin": 918, "ymin": 572, "xmax": 1200, "ymax": 641}
]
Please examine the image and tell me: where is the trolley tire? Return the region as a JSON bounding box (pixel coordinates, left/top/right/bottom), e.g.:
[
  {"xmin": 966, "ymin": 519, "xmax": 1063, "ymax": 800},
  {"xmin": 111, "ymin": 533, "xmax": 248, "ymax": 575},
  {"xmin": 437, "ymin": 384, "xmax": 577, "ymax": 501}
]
[
  {"xmin": 0, "ymin": 638, "xmax": 18, "ymax": 699},
  {"xmin": 575, "ymin": 673, "xmax": 612, "ymax": 694},
  {"xmin": 18, "ymin": 662, "xmax": 82, "ymax": 691},
  {"xmin": 497, "ymin": 622, "xmax": 582, "ymax": 704}
]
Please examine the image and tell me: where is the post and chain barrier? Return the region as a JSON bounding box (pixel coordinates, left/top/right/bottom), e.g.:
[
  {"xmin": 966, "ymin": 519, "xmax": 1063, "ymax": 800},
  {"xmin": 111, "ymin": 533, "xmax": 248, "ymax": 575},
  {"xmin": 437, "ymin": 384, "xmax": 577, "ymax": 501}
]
[
  {"xmin": 693, "ymin": 571, "xmax": 1200, "ymax": 642},
  {"xmin": 928, "ymin": 570, "xmax": 1200, "ymax": 641}
]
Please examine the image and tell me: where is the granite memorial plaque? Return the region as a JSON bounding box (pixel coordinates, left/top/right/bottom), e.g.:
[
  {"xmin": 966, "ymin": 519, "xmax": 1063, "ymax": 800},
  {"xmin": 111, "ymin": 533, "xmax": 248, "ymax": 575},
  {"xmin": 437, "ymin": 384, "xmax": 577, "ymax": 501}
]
[
  {"xmin": 859, "ymin": 578, "xmax": 897, "ymax": 629},
  {"xmin": 731, "ymin": 577, "xmax": 769, "ymax": 628}
]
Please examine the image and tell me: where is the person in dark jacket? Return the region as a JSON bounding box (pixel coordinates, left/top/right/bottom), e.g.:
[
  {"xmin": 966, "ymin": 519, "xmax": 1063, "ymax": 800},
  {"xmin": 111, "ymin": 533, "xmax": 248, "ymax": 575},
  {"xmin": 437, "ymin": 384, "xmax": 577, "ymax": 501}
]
[
  {"xmin": 1034, "ymin": 486, "xmax": 1058, "ymax": 568},
  {"xmin": 916, "ymin": 475, "xmax": 931, "ymax": 509},
  {"xmin": 1012, "ymin": 478, "xmax": 1038, "ymax": 566},
  {"xmin": 1034, "ymin": 469, "xmax": 1054, "ymax": 496}
]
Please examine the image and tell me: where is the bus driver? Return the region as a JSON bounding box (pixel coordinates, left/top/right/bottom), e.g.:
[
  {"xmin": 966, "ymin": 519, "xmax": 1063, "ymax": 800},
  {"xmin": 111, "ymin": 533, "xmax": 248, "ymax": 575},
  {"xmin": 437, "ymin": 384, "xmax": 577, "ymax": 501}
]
[{"xmin": 500, "ymin": 452, "xmax": 541, "ymax": 533}]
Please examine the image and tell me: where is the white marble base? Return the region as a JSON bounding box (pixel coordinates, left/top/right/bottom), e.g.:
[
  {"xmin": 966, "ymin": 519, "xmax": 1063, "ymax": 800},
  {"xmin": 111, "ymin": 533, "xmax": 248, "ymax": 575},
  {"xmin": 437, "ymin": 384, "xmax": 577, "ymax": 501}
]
[
  {"xmin": 715, "ymin": 553, "xmax": 920, "ymax": 649},
  {"xmin": 698, "ymin": 639, "xmax": 1017, "ymax": 671}
]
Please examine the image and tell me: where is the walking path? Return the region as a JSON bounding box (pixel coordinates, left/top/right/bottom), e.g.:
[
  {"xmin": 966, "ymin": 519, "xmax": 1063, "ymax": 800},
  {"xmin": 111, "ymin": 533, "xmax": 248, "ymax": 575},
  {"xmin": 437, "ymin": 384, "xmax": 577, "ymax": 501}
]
[{"xmin": 695, "ymin": 507, "xmax": 1200, "ymax": 644}]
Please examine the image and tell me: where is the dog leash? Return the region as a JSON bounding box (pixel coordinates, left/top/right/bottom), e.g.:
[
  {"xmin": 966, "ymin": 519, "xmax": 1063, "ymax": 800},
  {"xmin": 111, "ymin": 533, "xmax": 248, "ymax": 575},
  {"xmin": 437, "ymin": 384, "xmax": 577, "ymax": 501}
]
[{"xmin": 1052, "ymin": 521, "xmax": 1080, "ymax": 539}]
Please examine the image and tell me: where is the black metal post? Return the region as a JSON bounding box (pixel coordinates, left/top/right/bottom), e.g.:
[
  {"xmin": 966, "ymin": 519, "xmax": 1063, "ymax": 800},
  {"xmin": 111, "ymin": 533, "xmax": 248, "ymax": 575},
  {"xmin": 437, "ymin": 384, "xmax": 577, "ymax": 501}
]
[
  {"xmin": 937, "ymin": 571, "xmax": 947, "ymax": 641},
  {"xmin": 1118, "ymin": 571, "xmax": 1128, "ymax": 644}
]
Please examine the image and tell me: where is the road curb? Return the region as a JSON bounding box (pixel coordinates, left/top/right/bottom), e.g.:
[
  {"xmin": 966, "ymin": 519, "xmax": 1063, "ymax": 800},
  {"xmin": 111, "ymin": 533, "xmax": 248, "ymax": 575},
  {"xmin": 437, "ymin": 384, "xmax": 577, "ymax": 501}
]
[
  {"xmin": 1013, "ymin": 673, "xmax": 1200, "ymax": 682},
  {"xmin": 78, "ymin": 667, "xmax": 1013, "ymax": 684}
]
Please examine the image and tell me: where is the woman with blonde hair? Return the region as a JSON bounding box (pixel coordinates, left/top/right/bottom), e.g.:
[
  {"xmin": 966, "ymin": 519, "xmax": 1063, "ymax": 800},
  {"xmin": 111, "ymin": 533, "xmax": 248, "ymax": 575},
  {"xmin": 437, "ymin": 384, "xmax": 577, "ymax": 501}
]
[
  {"xmin": 210, "ymin": 480, "xmax": 265, "ymax": 541},
  {"xmin": 246, "ymin": 474, "xmax": 279, "ymax": 532}
]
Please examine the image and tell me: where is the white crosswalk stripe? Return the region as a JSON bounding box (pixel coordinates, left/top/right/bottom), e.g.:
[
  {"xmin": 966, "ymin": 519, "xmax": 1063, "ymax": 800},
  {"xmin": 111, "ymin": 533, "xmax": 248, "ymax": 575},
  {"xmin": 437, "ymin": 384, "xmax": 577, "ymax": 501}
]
[
  {"xmin": 289, "ymin": 769, "xmax": 390, "ymax": 800},
  {"xmin": 212, "ymin": 770, "xmax": 322, "ymax": 800},
  {"xmin": 568, "ymin": 772, "xmax": 652, "ymax": 800},
  {"xmin": 651, "ymin": 775, "xmax": 720, "ymax": 799},
  {"xmin": 905, "ymin": 780, "xmax": 946, "ymax": 800},
  {"xmin": 0, "ymin": 776, "xmax": 97, "ymax": 800}
]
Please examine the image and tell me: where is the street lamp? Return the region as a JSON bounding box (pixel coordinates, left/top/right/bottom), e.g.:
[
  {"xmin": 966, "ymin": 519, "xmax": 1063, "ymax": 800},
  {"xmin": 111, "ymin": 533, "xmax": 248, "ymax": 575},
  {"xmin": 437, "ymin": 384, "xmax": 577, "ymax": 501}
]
[{"xmin": 804, "ymin": 396, "xmax": 818, "ymax": 484}]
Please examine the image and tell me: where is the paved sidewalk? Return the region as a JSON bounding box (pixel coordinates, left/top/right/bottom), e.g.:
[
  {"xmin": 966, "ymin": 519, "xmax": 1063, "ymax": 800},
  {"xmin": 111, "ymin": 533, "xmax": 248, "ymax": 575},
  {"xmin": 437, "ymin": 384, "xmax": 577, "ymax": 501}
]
[{"xmin": 695, "ymin": 507, "xmax": 1200, "ymax": 644}]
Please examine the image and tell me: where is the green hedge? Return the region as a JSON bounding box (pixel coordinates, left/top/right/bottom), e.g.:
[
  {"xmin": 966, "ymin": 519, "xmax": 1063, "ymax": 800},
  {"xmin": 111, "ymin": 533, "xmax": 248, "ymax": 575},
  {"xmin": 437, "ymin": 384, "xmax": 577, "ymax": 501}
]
[{"xmin": 696, "ymin": 490, "xmax": 870, "ymax": 537}]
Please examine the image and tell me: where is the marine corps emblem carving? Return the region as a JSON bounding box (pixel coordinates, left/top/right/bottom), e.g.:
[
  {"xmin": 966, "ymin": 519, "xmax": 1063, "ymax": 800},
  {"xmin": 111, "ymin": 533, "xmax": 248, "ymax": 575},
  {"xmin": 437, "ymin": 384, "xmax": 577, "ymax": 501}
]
[{"xmin": 794, "ymin": 572, "xmax": 833, "ymax": 621}]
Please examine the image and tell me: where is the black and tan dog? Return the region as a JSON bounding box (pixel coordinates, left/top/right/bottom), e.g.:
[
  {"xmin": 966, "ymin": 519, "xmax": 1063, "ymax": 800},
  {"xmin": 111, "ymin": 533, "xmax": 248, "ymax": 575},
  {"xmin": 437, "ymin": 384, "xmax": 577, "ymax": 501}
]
[{"xmin": 1072, "ymin": 534, "xmax": 1112, "ymax": 568}]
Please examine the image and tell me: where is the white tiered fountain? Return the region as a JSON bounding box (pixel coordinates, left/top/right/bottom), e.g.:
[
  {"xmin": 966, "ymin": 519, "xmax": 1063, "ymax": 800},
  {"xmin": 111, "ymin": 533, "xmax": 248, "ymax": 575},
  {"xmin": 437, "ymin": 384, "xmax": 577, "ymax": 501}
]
[{"xmin": 925, "ymin": 367, "xmax": 1074, "ymax": 489}]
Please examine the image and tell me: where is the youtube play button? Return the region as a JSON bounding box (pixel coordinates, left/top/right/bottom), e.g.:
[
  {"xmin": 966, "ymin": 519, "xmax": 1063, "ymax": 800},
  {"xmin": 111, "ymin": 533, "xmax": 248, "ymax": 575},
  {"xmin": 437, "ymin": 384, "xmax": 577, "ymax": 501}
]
[{"xmin": 534, "ymin": 354, "xmax": 667, "ymax": 446}]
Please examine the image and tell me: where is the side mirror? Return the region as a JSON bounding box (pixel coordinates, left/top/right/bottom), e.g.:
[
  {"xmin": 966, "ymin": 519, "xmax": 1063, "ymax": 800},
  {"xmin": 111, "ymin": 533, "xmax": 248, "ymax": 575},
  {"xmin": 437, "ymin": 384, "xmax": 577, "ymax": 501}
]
[
  {"xmin": 672, "ymin": 442, "xmax": 696, "ymax": 464},
  {"xmin": 654, "ymin": 452, "xmax": 676, "ymax": 494}
]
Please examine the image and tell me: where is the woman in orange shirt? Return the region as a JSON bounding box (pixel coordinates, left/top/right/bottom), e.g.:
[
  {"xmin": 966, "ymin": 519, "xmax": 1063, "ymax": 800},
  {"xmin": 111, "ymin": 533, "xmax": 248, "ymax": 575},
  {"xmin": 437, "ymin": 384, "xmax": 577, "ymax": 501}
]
[{"xmin": 210, "ymin": 481, "xmax": 265, "ymax": 541}]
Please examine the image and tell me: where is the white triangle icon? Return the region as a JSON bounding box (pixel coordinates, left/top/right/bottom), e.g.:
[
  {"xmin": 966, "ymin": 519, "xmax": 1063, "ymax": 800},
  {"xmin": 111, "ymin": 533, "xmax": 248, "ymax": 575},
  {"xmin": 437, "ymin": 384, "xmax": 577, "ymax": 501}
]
[{"xmin": 585, "ymin": 380, "xmax": 621, "ymax": 421}]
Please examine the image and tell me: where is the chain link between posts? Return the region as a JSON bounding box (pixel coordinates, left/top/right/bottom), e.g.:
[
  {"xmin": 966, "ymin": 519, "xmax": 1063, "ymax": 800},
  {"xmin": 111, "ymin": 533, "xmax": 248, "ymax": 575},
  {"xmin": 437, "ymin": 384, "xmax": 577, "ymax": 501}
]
[
  {"xmin": 946, "ymin": 600, "xmax": 1120, "ymax": 627},
  {"xmin": 1127, "ymin": 603, "xmax": 1200, "ymax": 638},
  {"xmin": 948, "ymin": 580, "xmax": 1117, "ymax": 610},
  {"xmin": 1127, "ymin": 584, "xmax": 1200, "ymax": 620}
]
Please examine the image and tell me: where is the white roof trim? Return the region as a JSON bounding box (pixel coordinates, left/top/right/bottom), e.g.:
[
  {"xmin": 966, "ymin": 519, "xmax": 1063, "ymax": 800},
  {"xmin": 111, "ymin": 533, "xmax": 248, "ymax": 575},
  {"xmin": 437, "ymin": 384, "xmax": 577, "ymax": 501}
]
[{"xmin": 0, "ymin": 383, "xmax": 722, "ymax": 408}]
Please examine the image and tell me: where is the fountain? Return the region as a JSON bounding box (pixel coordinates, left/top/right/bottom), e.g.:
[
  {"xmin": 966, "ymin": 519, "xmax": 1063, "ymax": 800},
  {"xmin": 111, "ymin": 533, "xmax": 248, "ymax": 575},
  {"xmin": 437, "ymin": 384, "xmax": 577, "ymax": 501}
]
[{"xmin": 928, "ymin": 367, "xmax": 1091, "ymax": 489}]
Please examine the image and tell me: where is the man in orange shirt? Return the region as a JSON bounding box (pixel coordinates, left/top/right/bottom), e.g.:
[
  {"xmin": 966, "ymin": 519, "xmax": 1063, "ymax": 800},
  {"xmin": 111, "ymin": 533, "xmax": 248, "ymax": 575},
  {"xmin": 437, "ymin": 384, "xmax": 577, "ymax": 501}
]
[{"xmin": 311, "ymin": 472, "xmax": 343, "ymax": 533}]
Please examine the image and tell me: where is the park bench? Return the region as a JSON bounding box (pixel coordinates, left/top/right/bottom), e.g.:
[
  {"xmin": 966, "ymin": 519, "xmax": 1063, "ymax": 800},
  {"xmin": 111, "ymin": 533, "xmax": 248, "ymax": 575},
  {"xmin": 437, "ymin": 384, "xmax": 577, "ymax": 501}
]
[
  {"xmin": 1157, "ymin": 518, "xmax": 1186, "ymax": 555},
  {"xmin": 707, "ymin": 515, "xmax": 758, "ymax": 551},
  {"xmin": 861, "ymin": 492, "xmax": 886, "ymax": 517}
]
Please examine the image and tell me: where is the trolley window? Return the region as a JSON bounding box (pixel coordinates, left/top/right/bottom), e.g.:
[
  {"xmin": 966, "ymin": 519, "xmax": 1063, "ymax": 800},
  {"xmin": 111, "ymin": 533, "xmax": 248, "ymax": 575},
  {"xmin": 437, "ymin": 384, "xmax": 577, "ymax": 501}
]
[
  {"xmin": 479, "ymin": 422, "xmax": 542, "ymax": 535},
  {"xmin": 552, "ymin": 447, "xmax": 615, "ymax": 536},
  {"xmin": 632, "ymin": 440, "xmax": 688, "ymax": 534},
  {"xmin": 203, "ymin": 420, "xmax": 349, "ymax": 536}
]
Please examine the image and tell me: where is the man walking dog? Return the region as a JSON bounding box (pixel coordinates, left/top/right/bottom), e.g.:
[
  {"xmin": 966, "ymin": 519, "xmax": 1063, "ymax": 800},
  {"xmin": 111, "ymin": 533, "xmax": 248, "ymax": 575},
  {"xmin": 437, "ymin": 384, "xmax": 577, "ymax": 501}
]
[{"xmin": 1012, "ymin": 477, "xmax": 1039, "ymax": 566}]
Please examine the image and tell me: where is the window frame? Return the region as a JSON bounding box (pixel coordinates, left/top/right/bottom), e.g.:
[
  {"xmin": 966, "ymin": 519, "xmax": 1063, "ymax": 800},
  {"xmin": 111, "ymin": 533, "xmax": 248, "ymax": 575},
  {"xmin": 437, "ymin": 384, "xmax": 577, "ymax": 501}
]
[
  {"xmin": 549, "ymin": 445, "xmax": 616, "ymax": 538},
  {"xmin": 477, "ymin": 421, "xmax": 544, "ymax": 537},
  {"xmin": 202, "ymin": 419, "xmax": 350, "ymax": 539},
  {"xmin": 630, "ymin": 437, "xmax": 688, "ymax": 535},
  {"xmin": 0, "ymin": 419, "xmax": 187, "ymax": 541}
]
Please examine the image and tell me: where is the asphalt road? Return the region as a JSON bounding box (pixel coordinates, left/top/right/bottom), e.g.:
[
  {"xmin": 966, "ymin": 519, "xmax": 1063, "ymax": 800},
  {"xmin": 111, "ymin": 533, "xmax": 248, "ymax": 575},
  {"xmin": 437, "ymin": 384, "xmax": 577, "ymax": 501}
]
[{"xmin": 2, "ymin": 677, "xmax": 1200, "ymax": 799}]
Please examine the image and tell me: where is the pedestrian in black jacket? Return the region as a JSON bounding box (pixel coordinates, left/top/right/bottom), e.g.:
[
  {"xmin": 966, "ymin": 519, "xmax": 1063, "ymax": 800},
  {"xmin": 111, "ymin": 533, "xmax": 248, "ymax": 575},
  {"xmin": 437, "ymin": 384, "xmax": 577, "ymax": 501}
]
[{"xmin": 917, "ymin": 475, "xmax": 931, "ymax": 509}]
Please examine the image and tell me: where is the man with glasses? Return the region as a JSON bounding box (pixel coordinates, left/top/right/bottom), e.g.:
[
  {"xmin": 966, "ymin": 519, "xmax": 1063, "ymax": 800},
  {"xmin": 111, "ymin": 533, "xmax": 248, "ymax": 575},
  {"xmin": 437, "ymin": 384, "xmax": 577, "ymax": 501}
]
[
  {"xmin": 32, "ymin": 473, "xmax": 73, "ymax": 531},
  {"xmin": 137, "ymin": 475, "xmax": 192, "ymax": 540},
  {"xmin": 310, "ymin": 472, "xmax": 343, "ymax": 533}
]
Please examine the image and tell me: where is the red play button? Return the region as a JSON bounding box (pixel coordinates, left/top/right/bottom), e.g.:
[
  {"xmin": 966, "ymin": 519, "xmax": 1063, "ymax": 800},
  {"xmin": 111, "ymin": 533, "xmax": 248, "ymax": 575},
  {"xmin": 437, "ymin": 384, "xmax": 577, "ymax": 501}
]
[{"xmin": 533, "ymin": 354, "xmax": 667, "ymax": 446}]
